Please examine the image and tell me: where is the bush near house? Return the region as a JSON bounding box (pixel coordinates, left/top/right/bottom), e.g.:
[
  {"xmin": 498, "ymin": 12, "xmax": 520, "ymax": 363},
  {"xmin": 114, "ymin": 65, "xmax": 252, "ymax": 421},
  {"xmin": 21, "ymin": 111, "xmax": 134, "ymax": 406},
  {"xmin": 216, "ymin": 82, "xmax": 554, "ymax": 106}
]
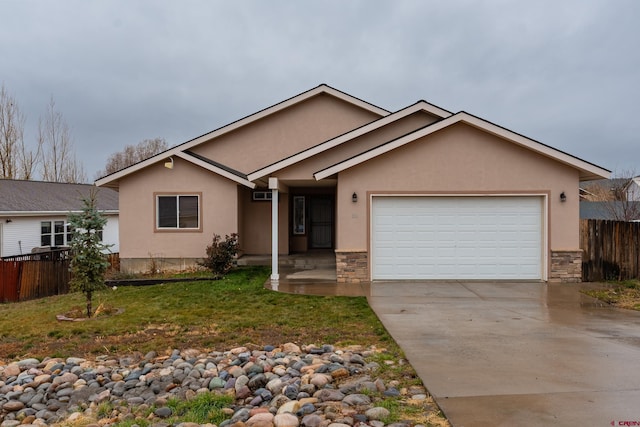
[{"xmin": 199, "ymin": 233, "xmax": 239, "ymax": 277}]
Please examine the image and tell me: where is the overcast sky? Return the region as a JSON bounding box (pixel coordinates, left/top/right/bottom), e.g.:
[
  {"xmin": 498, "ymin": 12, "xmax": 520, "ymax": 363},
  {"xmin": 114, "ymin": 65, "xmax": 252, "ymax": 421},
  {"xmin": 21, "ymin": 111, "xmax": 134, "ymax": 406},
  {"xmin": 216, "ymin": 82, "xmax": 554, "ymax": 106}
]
[{"xmin": 1, "ymin": 0, "xmax": 638, "ymax": 181}]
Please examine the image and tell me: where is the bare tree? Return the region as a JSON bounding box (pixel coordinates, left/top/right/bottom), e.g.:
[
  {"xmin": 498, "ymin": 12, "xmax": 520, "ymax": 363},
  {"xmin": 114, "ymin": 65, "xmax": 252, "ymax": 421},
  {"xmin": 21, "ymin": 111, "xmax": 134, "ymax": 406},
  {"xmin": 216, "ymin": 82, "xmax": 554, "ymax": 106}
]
[
  {"xmin": 0, "ymin": 84, "xmax": 42, "ymax": 179},
  {"xmin": 16, "ymin": 136, "xmax": 42, "ymax": 180},
  {"xmin": 582, "ymin": 169, "xmax": 640, "ymax": 221},
  {"xmin": 96, "ymin": 137, "xmax": 168, "ymax": 178},
  {"xmin": 0, "ymin": 84, "xmax": 21, "ymax": 178},
  {"xmin": 39, "ymin": 97, "xmax": 86, "ymax": 183}
]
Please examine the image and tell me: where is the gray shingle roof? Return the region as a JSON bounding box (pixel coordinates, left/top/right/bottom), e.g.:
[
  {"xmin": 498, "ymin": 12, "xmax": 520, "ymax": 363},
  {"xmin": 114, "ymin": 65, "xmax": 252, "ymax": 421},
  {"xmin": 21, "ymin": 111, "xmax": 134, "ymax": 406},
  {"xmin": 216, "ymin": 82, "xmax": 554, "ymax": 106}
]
[
  {"xmin": 580, "ymin": 201, "xmax": 640, "ymax": 221},
  {"xmin": 0, "ymin": 179, "xmax": 118, "ymax": 212}
]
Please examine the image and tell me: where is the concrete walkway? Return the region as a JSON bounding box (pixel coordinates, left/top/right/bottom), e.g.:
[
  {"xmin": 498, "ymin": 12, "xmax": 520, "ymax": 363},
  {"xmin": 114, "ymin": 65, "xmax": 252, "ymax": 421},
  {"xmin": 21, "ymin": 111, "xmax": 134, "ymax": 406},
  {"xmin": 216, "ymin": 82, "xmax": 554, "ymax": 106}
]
[{"xmin": 367, "ymin": 281, "xmax": 640, "ymax": 427}]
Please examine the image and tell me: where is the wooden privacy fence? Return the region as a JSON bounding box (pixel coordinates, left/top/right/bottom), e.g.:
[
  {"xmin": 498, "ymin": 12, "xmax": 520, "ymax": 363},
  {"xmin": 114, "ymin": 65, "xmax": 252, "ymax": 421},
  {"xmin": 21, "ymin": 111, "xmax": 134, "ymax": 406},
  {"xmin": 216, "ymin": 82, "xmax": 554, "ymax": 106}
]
[
  {"xmin": 580, "ymin": 219, "xmax": 640, "ymax": 281},
  {"xmin": 0, "ymin": 249, "xmax": 71, "ymax": 302}
]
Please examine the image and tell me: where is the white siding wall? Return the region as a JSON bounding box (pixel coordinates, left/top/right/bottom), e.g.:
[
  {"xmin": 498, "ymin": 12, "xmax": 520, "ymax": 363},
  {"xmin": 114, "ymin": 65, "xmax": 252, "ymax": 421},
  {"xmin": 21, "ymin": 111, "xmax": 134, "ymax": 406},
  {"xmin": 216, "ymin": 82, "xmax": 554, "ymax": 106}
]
[
  {"xmin": 627, "ymin": 179, "xmax": 640, "ymax": 202},
  {"xmin": 1, "ymin": 216, "xmax": 48, "ymax": 256},
  {"xmin": 0, "ymin": 214, "xmax": 119, "ymax": 257},
  {"xmin": 103, "ymin": 215, "xmax": 119, "ymax": 253}
]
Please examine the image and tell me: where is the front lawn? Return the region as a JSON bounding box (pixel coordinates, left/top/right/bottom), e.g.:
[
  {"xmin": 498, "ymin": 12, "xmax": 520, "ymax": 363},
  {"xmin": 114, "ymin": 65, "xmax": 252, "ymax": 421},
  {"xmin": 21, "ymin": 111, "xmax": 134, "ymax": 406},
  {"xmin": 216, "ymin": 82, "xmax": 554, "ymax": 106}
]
[
  {"xmin": 0, "ymin": 266, "xmax": 451, "ymax": 426},
  {"xmin": 0, "ymin": 266, "xmax": 391, "ymax": 359}
]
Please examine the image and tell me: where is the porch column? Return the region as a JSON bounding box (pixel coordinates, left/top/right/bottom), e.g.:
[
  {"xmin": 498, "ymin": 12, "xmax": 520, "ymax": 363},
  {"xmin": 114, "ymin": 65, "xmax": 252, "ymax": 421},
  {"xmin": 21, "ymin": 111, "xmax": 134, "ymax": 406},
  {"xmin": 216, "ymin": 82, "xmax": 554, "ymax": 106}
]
[{"xmin": 269, "ymin": 177, "xmax": 279, "ymax": 283}]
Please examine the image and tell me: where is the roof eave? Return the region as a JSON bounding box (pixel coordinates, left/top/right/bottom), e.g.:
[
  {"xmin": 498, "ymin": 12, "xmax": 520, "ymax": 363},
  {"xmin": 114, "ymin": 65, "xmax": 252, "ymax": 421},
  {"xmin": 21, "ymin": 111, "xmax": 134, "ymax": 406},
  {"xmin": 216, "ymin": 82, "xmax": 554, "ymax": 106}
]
[
  {"xmin": 174, "ymin": 152, "xmax": 256, "ymax": 189},
  {"xmin": 248, "ymin": 101, "xmax": 453, "ymax": 181},
  {"xmin": 0, "ymin": 210, "xmax": 119, "ymax": 217},
  {"xmin": 96, "ymin": 84, "xmax": 389, "ymax": 188},
  {"xmin": 315, "ymin": 112, "xmax": 611, "ymax": 181}
]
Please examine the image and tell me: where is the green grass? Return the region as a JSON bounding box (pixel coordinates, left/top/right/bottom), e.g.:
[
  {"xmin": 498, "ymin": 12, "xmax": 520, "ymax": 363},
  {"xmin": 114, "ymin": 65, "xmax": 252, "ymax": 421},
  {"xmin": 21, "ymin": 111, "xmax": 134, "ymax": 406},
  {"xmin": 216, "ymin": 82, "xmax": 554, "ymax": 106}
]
[
  {"xmin": 2, "ymin": 266, "xmax": 450, "ymax": 427},
  {"xmin": 0, "ymin": 266, "xmax": 387, "ymax": 359},
  {"xmin": 166, "ymin": 393, "xmax": 234, "ymax": 424},
  {"xmin": 583, "ymin": 279, "xmax": 640, "ymax": 310}
]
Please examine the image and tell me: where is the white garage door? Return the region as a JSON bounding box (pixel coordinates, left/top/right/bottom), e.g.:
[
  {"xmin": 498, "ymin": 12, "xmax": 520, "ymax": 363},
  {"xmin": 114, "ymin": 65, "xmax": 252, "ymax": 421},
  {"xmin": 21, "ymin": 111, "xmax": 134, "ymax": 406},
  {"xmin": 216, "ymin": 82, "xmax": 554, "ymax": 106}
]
[{"xmin": 372, "ymin": 196, "xmax": 543, "ymax": 280}]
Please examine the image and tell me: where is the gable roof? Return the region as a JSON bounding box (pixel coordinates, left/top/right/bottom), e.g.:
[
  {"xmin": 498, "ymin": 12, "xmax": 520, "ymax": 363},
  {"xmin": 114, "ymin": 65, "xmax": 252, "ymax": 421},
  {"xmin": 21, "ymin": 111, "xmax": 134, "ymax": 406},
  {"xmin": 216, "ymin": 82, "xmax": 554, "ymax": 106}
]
[
  {"xmin": 247, "ymin": 100, "xmax": 453, "ymax": 181},
  {"xmin": 314, "ymin": 111, "xmax": 611, "ymax": 182},
  {"xmin": 96, "ymin": 84, "xmax": 389, "ymax": 189},
  {"xmin": 0, "ymin": 179, "xmax": 119, "ymax": 215},
  {"xmin": 626, "ymin": 177, "xmax": 640, "ymax": 191}
]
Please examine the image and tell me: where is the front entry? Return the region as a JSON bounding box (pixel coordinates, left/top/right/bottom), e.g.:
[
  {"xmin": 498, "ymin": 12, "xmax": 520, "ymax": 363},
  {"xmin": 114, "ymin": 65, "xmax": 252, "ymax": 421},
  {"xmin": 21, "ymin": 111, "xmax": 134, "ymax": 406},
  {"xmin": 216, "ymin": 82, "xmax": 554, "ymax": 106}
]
[{"xmin": 309, "ymin": 196, "xmax": 333, "ymax": 249}]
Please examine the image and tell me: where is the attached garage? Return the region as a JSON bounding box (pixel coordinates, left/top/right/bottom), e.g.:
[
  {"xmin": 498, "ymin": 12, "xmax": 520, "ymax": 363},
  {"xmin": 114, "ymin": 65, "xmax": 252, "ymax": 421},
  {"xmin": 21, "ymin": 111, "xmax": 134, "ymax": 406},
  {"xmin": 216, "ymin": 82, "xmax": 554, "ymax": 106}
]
[{"xmin": 371, "ymin": 196, "xmax": 545, "ymax": 280}]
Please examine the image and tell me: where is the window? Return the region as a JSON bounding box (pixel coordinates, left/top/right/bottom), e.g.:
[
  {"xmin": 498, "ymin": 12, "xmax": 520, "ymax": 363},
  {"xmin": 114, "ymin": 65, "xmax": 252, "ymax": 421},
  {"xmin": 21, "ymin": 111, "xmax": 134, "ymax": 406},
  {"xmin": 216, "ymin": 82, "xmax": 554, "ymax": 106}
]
[
  {"xmin": 252, "ymin": 191, "xmax": 273, "ymax": 201},
  {"xmin": 157, "ymin": 195, "xmax": 200, "ymax": 229},
  {"xmin": 41, "ymin": 221, "xmax": 78, "ymax": 246},
  {"xmin": 54, "ymin": 221, "xmax": 65, "ymax": 246},
  {"xmin": 293, "ymin": 196, "xmax": 305, "ymax": 235},
  {"xmin": 41, "ymin": 221, "xmax": 52, "ymax": 246}
]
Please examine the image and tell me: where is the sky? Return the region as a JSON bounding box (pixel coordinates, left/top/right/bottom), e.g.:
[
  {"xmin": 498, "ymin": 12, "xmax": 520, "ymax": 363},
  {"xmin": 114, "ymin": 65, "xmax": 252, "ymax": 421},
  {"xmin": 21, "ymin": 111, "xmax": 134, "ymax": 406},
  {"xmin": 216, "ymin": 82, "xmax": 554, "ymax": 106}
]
[{"xmin": 1, "ymin": 0, "xmax": 639, "ymax": 181}]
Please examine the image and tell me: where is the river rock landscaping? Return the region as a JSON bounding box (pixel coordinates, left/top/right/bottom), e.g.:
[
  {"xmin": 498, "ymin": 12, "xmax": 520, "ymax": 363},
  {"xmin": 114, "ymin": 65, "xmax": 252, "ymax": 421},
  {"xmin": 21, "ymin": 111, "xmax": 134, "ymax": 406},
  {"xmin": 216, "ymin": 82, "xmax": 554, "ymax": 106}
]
[{"xmin": 0, "ymin": 343, "xmax": 446, "ymax": 427}]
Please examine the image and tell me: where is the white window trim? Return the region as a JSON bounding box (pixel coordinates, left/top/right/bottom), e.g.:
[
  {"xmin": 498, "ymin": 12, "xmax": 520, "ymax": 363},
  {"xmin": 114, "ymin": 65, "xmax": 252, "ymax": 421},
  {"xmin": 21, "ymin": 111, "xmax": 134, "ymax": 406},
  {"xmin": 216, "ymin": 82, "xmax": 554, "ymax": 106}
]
[
  {"xmin": 40, "ymin": 220, "xmax": 76, "ymax": 247},
  {"xmin": 252, "ymin": 191, "xmax": 273, "ymax": 201}
]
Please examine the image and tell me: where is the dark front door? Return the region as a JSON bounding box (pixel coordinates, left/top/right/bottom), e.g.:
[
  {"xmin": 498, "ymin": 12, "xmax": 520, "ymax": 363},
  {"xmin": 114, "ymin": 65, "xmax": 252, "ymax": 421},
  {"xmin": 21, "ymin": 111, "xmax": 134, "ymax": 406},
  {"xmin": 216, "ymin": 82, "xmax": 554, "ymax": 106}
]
[{"xmin": 309, "ymin": 196, "xmax": 333, "ymax": 249}]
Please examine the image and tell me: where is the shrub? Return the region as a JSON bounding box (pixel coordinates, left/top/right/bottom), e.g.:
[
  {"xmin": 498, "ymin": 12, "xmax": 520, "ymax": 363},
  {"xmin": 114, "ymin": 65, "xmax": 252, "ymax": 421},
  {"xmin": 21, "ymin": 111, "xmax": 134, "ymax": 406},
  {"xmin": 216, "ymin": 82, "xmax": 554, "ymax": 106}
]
[{"xmin": 200, "ymin": 233, "xmax": 239, "ymax": 277}]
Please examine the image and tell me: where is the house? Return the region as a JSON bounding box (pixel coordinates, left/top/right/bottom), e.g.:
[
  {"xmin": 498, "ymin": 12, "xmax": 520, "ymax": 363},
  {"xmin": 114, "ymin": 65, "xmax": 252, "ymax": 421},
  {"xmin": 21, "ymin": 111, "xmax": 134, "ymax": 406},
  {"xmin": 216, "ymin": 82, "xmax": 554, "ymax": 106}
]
[
  {"xmin": 580, "ymin": 177, "xmax": 640, "ymax": 221},
  {"xmin": 96, "ymin": 84, "xmax": 610, "ymax": 283},
  {"xmin": 581, "ymin": 178, "xmax": 632, "ymax": 201},
  {"xmin": 0, "ymin": 180, "xmax": 119, "ymax": 257},
  {"xmin": 627, "ymin": 177, "xmax": 640, "ymax": 201}
]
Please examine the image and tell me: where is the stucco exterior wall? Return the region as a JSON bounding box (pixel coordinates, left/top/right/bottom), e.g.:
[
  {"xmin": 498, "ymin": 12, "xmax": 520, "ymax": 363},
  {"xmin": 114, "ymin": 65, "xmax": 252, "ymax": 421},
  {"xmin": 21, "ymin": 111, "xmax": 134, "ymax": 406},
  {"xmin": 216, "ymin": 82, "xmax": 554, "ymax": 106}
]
[
  {"xmin": 118, "ymin": 157, "xmax": 239, "ymax": 269},
  {"xmin": 239, "ymin": 187, "xmax": 289, "ymax": 255},
  {"xmin": 275, "ymin": 112, "xmax": 437, "ymax": 181},
  {"xmin": 191, "ymin": 94, "xmax": 382, "ymax": 173},
  {"xmin": 335, "ymin": 123, "xmax": 580, "ymax": 254}
]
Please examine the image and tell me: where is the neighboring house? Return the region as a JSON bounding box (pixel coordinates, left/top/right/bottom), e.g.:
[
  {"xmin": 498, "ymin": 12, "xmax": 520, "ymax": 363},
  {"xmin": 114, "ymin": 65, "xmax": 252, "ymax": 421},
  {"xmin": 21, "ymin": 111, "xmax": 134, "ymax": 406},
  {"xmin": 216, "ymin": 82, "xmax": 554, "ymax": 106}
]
[
  {"xmin": 580, "ymin": 178, "xmax": 633, "ymax": 202},
  {"xmin": 0, "ymin": 180, "xmax": 119, "ymax": 257},
  {"xmin": 627, "ymin": 176, "xmax": 640, "ymax": 201},
  {"xmin": 97, "ymin": 84, "xmax": 610, "ymax": 283},
  {"xmin": 580, "ymin": 177, "xmax": 640, "ymax": 221},
  {"xmin": 580, "ymin": 201, "xmax": 640, "ymax": 221}
]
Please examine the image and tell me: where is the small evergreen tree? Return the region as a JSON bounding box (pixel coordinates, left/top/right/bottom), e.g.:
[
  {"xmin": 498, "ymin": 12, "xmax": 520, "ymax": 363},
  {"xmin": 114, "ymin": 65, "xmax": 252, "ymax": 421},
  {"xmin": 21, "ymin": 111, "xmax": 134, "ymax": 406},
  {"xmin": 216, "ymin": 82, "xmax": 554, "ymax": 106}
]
[{"xmin": 68, "ymin": 190, "xmax": 111, "ymax": 317}]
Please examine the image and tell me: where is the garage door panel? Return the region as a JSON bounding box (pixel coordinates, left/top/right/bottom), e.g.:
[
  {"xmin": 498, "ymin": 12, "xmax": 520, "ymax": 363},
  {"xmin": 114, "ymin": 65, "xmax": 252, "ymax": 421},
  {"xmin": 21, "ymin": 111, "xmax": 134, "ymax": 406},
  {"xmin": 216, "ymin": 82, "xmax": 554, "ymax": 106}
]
[{"xmin": 372, "ymin": 196, "xmax": 543, "ymax": 280}]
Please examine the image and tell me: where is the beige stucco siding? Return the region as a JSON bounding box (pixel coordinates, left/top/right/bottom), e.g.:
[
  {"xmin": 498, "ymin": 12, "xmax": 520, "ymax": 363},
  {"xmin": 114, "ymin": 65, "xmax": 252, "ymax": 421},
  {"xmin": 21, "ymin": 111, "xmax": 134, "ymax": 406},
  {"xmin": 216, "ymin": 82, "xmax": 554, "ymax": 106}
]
[
  {"xmin": 239, "ymin": 187, "xmax": 289, "ymax": 255},
  {"xmin": 190, "ymin": 94, "xmax": 382, "ymax": 173},
  {"xmin": 118, "ymin": 158, "xmax": 239, "ymax": 260},
  {"xmin": 275, "ymin": 112, "xmax": 438, "ymax": 181},
  {"xmin": 335, "ymin": 123, "xmax": 580, "ymax": 252}
]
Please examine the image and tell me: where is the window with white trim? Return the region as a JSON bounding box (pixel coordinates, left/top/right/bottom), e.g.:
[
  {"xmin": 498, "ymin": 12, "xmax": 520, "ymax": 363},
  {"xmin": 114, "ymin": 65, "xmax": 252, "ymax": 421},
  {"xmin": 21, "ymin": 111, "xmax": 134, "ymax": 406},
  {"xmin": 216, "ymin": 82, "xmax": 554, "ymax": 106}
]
[
  {"xmin": 252, "ymin": 191, "xmax": 273, "ymax": 201},
  {"xmin": 40, "ymin": 221, "xmax": 77, "ymax": 246},
  {"xmin": 157, "ymin": 195, "xmax": 200, "ymax": 229}
]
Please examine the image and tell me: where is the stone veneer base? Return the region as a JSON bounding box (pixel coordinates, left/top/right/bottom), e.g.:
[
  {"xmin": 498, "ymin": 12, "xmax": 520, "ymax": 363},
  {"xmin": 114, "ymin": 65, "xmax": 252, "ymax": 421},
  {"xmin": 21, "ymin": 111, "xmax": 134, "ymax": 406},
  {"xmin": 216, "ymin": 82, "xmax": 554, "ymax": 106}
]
[
  {"xmin": 335, "ymin": 250, "xmax": 369, "ymax": 284},
  {"xmin": 549, "ymin": 250, "xmax": 582, "ymax": 283}
]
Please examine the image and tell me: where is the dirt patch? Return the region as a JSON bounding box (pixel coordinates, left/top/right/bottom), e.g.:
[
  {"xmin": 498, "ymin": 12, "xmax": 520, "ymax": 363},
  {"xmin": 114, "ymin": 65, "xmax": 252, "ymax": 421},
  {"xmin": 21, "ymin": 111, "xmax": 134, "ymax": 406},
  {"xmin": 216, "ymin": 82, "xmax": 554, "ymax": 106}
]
[{"xmin": 56, "ymin": 303, "xmax": 123, "ymax": 322}]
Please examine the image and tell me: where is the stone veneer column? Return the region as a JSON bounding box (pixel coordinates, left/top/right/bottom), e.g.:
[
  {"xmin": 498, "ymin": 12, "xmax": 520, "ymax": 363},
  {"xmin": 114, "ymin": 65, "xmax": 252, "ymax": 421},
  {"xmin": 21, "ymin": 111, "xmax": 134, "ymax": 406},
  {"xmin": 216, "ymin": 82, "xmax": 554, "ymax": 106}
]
[
  {"xmin": 335, "ymin": 250, "xmax": 369, "ymax": 284},
  {"xmin": 549, "ymin": 250, "xmax": 582, "ymax": 283}
]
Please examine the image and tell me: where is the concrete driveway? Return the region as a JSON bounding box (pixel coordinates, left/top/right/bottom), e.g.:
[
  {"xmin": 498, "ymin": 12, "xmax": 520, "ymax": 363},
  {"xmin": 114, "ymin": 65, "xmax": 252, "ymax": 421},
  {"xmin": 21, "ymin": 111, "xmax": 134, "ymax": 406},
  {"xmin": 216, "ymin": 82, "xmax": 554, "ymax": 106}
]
[{"xmin": 367, "ymin": 281, "xmax": 640, "ymax": 427}]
